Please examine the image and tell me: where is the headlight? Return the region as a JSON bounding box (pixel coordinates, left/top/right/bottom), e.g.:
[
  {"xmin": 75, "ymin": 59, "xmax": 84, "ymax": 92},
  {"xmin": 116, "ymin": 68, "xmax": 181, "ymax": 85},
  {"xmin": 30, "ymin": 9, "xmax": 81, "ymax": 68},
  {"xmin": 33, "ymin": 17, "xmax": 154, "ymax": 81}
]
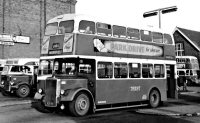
[
  {"xmin": 10, "ymin": 81, "xmax": 14, "ymax": 85},
  {"xmin": 1, "ymin": 81, "xmax": 4, "ymax": 85},
  {"xmin": 61, "ymin": 90, "xmax": 65, "ymax": 95},
  {"xmin": 38, "ymin": 88, "xmax": 43, "ymax": 94}
]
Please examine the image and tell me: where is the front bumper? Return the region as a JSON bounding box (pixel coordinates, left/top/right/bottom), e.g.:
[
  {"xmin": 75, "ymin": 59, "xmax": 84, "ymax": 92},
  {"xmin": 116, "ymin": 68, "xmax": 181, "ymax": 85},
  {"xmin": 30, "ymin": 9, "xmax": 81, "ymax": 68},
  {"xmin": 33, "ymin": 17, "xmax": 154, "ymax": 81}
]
[{"xmin": 0, "ymin": 83, "xmax": 18, "ymax": 92}]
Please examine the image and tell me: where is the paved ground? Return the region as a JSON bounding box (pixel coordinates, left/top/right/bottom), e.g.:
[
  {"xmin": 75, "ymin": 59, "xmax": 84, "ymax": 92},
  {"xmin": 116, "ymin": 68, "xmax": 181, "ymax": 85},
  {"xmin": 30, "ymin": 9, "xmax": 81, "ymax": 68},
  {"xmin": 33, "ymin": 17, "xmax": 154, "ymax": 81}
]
[
  {"xmin": 136, "ymin": 86, "xmax": 200, "ymax": 117},
  {"xmin": 0, "ymin": 86, "xmax": 200, "ymax": 118}
]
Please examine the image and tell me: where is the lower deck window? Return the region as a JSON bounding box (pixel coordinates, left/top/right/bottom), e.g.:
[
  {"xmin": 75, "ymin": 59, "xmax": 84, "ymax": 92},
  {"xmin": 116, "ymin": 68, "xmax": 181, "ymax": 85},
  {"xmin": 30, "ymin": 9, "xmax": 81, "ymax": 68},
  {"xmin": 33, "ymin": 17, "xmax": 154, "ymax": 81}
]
[
  {"xmin": 114, "ymin": 62, "xmax": 127, "ymax": 78},
  {"xmin": 154, "ymin": 64, "xmax": 165, "ymax": 78},
  {"xmin": 142, "ymin": 64, "xmax": 153, "ymax": 78},
  {"xmin": 98, "ymin": 62, "xmax": 113, "ymax": 78},
  {"xmin": 129, "ymin": 63, "xmax": 141, "ymax": 78}
]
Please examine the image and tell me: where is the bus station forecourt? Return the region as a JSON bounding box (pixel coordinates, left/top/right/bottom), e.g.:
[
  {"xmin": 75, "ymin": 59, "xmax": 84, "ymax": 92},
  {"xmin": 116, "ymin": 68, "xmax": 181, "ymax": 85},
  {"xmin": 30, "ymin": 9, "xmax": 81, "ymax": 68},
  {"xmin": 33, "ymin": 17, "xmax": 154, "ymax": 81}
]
[{"xmin": 0, "ymin": 13, "xmax": 199, "ymax": 117}]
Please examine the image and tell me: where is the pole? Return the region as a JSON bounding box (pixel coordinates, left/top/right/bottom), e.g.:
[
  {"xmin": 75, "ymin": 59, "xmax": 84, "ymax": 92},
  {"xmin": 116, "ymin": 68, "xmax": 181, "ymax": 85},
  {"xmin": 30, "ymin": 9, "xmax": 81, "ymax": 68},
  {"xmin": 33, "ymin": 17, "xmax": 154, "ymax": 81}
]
[
  {"xmin": 2, "ymin": 0, "xmax": 6, "ymax": 59},
  {"xmin": 39, "ymin": 0, "xmax": 42, "ymax": 55},
  {"xmin": 143, "ymin": 6, "xmax": 177, "ymax": 29},
  {"xmin": 158, "ymin": 10, "xmax": 161, "ymax": 29}
]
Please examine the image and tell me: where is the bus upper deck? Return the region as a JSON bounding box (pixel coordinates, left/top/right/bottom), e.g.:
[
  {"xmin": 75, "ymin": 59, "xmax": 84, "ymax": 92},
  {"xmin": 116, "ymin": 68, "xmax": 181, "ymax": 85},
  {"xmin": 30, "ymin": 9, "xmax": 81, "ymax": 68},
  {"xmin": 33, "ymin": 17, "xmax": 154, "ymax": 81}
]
[{"xmin": 41, "ymin": 14, "xmax": 175, "ymax": 61}]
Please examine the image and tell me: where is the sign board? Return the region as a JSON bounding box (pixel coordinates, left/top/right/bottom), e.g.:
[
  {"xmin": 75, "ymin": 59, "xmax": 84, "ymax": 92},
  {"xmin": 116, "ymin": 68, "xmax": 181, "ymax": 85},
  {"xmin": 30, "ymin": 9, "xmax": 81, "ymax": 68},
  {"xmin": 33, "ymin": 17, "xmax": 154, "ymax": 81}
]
[
  {"xmin": 13, "ymin": 36, "xmax": 30, "ymax": 43},
  {"xmin": 94, "ymin": 39, "xmax": 163, "ymax": 56},
  {"xmin": 0, "ymin": 34, "xmax": 13, "ymax": 42},
  {"xmin": 0, "ymin": 41, "xmax": 14, "ymax": 46},
  {"xmin": 0, "ymin": 34, "xmax": 30, "ymax": 44}
]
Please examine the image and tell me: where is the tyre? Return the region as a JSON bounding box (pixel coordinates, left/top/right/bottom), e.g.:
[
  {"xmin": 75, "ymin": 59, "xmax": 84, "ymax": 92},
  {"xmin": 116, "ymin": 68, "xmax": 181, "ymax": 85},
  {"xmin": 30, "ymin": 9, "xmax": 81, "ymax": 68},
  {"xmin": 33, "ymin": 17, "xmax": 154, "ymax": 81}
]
[
  {"xmin": 16, "ymin": 84, "xmax": 30, "ymax": 98},
  {"xmin": 1, "ymin": 89, "xmax": 10, "ymax": 96},
  {"xmin": 69, "ymin": 92, "xmax": 90, "ymax": 116},
  {"xmin": 32, "ymin": 100, "xmax": 54, "ymax": 113},
  {"xmin": 149, "ymin": 89, "xmax": 160, "ymax": 108}
]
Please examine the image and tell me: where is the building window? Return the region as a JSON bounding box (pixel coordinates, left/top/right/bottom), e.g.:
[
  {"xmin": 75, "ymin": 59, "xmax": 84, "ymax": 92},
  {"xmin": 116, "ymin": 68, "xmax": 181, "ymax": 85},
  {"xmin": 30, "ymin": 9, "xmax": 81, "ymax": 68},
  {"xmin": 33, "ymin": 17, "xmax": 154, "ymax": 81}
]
[{"xmin": 175, "ymin": 43, "xmax": 184, "ymax": 56}]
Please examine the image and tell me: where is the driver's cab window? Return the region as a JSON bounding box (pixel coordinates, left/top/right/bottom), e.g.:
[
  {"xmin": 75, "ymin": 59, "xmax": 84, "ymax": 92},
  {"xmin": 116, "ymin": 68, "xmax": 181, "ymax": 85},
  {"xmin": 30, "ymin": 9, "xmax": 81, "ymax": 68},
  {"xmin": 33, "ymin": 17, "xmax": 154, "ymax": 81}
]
[
  {"xmin": 10, "ymin": 66, "xmax": 32, "ymax": 74},
  {"xmin": 54, "ymin": 60, "xmax": 75, "ymax": 75},
  {"xmin": 22, "ymin": 66, "xmax": 32, "ymax": 74}
]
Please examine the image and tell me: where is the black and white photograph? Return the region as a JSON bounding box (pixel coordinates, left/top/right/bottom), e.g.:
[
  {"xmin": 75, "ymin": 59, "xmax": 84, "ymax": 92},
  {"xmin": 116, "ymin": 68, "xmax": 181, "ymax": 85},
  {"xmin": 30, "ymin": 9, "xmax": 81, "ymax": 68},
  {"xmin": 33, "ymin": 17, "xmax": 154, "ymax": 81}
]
[{"xmin": 0, "ymin": 0, "xmax": 200, "ymax": 123}]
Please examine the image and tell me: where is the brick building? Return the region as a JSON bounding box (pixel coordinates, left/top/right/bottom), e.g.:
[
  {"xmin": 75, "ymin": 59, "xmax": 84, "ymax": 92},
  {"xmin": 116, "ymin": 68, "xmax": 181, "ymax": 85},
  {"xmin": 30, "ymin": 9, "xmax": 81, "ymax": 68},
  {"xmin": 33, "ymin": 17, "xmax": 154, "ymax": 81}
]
[
  {"xmin": 173, "ymin": 27, "xmax": 200, "ymax": 64},
  {"xmin": 0, "ymin": 0, "xmax": 77, "ymax": 59}
]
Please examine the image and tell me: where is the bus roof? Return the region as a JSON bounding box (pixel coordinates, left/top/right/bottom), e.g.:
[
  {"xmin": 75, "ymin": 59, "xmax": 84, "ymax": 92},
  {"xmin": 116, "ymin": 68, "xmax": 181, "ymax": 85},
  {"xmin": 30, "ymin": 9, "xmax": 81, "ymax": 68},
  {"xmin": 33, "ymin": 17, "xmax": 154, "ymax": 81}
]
[
  {"xmin": 5, "ymin": 58, "xmax": 39, "ymax": 66},
  {"xmin": 47, "ymin": 14, "xmax": 169, "ymax": 34}
]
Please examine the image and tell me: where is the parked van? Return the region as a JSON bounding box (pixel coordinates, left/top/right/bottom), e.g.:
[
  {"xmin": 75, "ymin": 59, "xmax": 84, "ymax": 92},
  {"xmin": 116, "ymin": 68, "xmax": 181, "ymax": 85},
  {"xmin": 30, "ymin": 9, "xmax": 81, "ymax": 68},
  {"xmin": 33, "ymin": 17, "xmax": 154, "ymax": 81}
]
[{"xmin": 0, "ymin": 58, "xmax": 39, "ymax": 97}]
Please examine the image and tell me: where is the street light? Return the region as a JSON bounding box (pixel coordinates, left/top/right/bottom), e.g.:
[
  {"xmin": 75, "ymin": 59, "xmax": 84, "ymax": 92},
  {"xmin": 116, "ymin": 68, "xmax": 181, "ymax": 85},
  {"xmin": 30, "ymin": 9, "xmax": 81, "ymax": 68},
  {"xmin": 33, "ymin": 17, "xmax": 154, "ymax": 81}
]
[{"xmin": 143, "ymin": 6, "xmax": 177, "ymax": 29}]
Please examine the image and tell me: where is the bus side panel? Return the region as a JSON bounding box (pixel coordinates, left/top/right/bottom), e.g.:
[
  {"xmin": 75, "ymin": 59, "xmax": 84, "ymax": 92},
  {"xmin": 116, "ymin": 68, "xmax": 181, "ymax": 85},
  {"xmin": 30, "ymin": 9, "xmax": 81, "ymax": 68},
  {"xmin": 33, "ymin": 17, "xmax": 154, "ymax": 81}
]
[
  {"xmin": 76, "ymin": 34, "xmax": 96, "ymax": 56},
  {"xmin": 164, "ymin": 45, "xmax": 176, "ymax": 59},
  {"xmin": 95, "ymin": 79, "xmax": 167, "ymax": 105}
]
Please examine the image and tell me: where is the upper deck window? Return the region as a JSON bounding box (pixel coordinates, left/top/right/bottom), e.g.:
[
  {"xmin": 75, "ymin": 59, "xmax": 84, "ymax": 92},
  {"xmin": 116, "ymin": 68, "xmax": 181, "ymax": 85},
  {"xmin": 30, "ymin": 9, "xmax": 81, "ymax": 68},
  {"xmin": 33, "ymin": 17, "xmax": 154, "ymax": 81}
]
[
  {"xmin": 113, "ymin": 25, "xmax": 126, "ymax": 38},
  {"xmin": 79, "ymin": 20, "xmax": 95, "ymax": 34},
  {"xmin": 141, "ymin": 30, "xmax": 152, "ymax": 42},
  {"xmin": 96, "ymin": 22, "xmax": 112, "ymax": 36},
  {"xmin": 152, "ymin": 32, "xmax": 163, "ymax": 43},
  {"xmin": 58, "ymin": 20, "xmax": 74, "ymax": 34},
  {"xmin": 127, "ymin": 28, "xmax": 140, "ymax": 40},
  {"xmin": 163, "ymin": 33, "xmax": 173, "ymax": 44},
  {"xmin": 45, "ymin": 22, "xmax": 58, "ymax": 35}
]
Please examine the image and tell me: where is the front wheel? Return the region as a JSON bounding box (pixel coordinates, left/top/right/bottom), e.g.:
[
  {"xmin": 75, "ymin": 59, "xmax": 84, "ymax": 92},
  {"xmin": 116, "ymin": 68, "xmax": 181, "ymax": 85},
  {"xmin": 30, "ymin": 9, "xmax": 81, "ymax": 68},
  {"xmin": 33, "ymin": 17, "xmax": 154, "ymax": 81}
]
[
  {"xmin": 16, "ymin": 84, "xmax": 30, "ymax": 98},
  {"xmin": 149, "ymin": 89, "xmax": 161, "ymax": 108},
  {"xmin": 69, "ymin": 92, "xmax": 90, "ymax": 116}
]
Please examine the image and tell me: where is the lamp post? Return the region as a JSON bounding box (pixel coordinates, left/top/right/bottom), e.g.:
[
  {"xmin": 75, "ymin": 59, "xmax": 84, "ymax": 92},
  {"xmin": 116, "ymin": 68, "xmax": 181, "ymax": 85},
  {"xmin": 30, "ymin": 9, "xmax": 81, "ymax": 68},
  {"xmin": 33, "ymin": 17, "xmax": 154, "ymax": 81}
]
[{"xmin": 143, "ymin": 6, "xmax": 177, "ymax": 29}]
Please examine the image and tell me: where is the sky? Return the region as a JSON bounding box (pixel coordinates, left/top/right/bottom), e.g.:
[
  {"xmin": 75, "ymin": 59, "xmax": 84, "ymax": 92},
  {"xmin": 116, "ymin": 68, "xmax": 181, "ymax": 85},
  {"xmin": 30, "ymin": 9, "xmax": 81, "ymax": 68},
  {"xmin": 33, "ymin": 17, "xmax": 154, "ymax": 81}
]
[{"xmin": 76, "ymin": 0, "xmax": 200, "ymax": 33}]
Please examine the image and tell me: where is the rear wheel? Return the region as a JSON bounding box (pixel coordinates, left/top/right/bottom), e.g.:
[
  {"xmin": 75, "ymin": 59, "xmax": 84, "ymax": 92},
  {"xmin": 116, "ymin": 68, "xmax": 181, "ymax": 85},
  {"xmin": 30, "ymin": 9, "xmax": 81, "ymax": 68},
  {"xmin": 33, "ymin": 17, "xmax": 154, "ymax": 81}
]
[
  {"xmin": 69, "ymin": 92, "xmax": 90, "ymax": 116},
  {"xmin": 149, "ymin": 89, "xmax": 160, "ymax": 108},
  {"xmin": 16, "ymin": 84, "xmax": 30, "ymax": 98}
]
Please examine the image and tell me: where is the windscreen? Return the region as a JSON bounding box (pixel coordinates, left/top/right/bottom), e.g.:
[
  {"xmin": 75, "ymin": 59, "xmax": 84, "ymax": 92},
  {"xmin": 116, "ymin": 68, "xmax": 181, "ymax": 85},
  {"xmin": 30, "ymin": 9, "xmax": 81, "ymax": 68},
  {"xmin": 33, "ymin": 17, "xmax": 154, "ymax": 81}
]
[
  {"xmin": 39, "ymin": 60, "xmax": 53, "ymax": 75},
  {"xmin": 45, "ymin": 22, "xmax": 58, "ymax": 35},
  {"xmin": 58, "ymin": 20, "xmax": 74, "ymax": 34},
  {"xmin": 1, "ymin": 65, "xmax": 9, "ymax": 74},
  {"xmin": 54, "ymin": 59, "xmax": 76, "ymax": 76}
]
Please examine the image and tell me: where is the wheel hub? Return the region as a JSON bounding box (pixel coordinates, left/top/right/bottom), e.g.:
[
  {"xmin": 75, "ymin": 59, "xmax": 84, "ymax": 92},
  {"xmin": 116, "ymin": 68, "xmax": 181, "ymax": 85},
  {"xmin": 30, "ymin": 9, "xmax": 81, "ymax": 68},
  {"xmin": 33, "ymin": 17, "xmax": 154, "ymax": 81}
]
[
  {"xmin": 78, "ymin": 98, "xmax": 87, "ymax": 110},
  {"xmin": 20, "ymin": 88, "xmax": 27, "ymax": 94}
]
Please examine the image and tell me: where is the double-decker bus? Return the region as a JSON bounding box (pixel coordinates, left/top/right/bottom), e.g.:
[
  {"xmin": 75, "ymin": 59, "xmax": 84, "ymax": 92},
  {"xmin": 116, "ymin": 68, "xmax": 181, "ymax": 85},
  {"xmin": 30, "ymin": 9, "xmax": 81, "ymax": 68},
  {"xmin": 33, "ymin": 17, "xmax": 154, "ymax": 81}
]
[
  {"xmin": 176, "ymin": 56, "xmax": 200, "ymax": 85},
  {"xmin": 34, "ymin": 14, "xmax": 177, "ymax": 116}
]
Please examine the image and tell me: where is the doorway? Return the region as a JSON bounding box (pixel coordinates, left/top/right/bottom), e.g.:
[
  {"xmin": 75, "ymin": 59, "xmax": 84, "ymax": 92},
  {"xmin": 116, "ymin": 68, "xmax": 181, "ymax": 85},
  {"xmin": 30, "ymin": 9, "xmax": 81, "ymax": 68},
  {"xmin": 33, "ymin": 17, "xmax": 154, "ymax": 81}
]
[{"xmin": 166, "ymin": 65, "xmax": 178, "ymax": 99}]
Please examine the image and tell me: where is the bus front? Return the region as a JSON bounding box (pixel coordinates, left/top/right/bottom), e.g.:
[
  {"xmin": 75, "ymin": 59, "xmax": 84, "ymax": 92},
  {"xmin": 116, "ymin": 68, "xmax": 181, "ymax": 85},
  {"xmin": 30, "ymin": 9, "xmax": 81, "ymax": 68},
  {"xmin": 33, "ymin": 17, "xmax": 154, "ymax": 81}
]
[{"xmin": 34, "ymin": 15, "xmax": 93, "ymax": 116}]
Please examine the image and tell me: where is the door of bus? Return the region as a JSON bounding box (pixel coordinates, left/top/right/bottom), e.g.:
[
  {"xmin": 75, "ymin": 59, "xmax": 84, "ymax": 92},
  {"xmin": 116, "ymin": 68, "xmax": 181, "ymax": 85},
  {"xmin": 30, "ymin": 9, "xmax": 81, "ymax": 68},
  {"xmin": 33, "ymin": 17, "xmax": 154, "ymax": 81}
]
[{"xmin": 166, "ymin": 65, "xmax": 178, "ymax": 99}]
